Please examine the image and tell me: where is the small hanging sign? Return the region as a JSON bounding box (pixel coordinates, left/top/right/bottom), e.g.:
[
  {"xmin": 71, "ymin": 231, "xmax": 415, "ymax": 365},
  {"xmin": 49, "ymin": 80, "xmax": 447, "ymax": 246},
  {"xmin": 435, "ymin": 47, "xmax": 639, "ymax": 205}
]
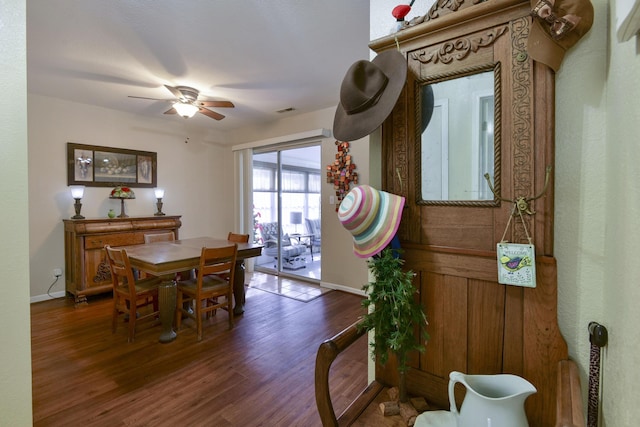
[{"xmin": 497, "ymin": 242, "xmax": 536, "ymax": 287}]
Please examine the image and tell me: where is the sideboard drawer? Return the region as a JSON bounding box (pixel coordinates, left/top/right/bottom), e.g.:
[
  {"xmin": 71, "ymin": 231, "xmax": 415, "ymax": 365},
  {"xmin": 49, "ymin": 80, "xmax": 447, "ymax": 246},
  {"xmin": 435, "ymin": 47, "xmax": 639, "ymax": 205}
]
[{"xmin": 85, "ymin": 232, "xmax": 144, "ymax": 249}]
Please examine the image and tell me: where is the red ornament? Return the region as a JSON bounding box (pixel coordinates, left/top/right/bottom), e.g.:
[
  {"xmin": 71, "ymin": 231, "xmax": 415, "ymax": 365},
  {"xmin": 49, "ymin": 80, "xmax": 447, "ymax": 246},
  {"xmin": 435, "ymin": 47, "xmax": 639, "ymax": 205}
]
[{"xmin": 392, "ymin": 4, "xmax": 411, "ymax": 20}]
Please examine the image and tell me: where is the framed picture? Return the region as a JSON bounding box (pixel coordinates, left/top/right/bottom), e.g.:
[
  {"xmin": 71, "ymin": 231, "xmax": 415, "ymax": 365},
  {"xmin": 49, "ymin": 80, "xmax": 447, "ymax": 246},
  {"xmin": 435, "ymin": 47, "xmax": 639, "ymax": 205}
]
[{"xmin": 67, "ymin": 143, "xmax": 157, "ymax": 187}]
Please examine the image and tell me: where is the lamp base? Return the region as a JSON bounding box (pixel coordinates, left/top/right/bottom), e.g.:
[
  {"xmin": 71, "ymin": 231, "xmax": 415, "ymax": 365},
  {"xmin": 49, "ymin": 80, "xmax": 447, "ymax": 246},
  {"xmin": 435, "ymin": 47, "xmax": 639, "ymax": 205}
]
[
  {"xmin": 118, "ymin": 198, "xmax": 128, "ymax": 218},
  {"xmin": 72, "ymin": 199, "xmax": 84, "ymax": 219},
  {"xmin": 154, "ymin": 199, "xmax": 165, "ymax": 216}
]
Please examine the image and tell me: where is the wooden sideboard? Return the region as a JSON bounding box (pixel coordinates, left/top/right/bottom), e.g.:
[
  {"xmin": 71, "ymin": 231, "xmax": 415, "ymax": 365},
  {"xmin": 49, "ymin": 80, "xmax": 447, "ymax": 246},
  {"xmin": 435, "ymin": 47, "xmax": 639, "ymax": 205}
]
[{"xmin": 63, "ymin": 216, "xmax": 182, "ymax": 304}]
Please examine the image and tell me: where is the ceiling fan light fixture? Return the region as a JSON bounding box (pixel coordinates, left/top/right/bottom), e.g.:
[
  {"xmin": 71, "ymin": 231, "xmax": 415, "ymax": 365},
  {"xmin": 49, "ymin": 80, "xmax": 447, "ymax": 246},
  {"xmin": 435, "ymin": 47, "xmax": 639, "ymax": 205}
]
[{"xmin": 173, "ymin": 102, "xmax": 199, "ymax": 118}]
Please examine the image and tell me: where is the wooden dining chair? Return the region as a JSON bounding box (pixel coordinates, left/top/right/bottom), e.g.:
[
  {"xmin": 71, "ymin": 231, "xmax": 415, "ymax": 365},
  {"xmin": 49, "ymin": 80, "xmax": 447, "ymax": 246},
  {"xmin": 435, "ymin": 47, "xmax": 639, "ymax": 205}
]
[
  {"xmin": 200, "ymin": 233, "xmax": 249, "ymax": 318},
  {"xmin": 205, "ymin": 232, "xmax": 249, "ymax": 315},
  {"xmin": 227, "ymin": 232, "xmax": 250, "ymax": 243},
  {"xmin": 143, "ymin": 231, "xmax": 176, "ymax": 244},
  {"xmin": 104, "ymin": 245, "xmax": 161, "ymax": 342},
  {"xmin": 175, "ymin": 244, "xmax": 238, "ymax": 341}
]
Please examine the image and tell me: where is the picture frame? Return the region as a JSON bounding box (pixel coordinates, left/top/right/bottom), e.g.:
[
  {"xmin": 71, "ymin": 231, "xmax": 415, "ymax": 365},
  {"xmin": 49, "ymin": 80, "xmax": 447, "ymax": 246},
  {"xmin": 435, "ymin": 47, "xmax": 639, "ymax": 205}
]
[{"xmin": 67, "ymin": 143, "xmax": 157, "ymax": 187}]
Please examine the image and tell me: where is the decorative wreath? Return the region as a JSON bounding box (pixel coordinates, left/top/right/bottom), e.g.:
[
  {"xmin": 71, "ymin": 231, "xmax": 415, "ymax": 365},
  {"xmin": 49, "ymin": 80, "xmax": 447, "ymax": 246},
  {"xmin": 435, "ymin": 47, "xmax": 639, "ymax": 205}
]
[{"xmin": 326, "ymin": 140, "xmax": 358, "ymax": 212}]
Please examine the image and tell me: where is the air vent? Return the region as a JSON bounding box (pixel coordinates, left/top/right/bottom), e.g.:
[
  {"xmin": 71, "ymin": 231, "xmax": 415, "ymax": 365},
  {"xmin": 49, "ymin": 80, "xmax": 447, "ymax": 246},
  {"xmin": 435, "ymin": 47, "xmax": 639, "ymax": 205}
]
[{"xmin": 276, "ymin": 107, "xmax": 296, "ymax": 114}]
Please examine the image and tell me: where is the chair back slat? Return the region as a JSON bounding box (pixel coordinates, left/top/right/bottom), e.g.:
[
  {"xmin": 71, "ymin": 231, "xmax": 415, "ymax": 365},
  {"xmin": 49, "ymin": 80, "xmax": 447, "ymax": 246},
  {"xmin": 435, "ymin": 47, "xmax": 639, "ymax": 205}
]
[
  {"xmin": 176, "ymin": 244, "xmax": 238, "ymax": 340},
  {"xmin": 105, "ymin": 245, "xmax": 137, "ymax": 296},
  {"xmin": 144, "ymin": 232, "xmax": 176, "ymax": 244},
  {"xmin": 104, "ymin": 245, "xmax": 160, "ymax": 342},
  {"xmin": 227, "ymin": 232, "xmax": 250, "ymax": 243},
  {"xmin": 198, "ymin": 245, "xmax": 237, "ymax": 279}
]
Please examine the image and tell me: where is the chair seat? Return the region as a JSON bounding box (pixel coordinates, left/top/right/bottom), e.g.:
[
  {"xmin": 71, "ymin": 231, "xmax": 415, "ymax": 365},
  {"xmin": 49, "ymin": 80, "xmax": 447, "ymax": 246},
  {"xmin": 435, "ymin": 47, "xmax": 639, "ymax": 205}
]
[
  {"xmin": 177, "ymin": 275, "xmax": 228, "ymax": 295},
  {"xmin": 114, "ymin": 276, "xmax": 161, "ymax": 296},
  {"xmin": 175, "ymin": 244, "xmax": 237, "ymax": 341},
  {"xmin": 105, "ymin": 245, "xmax": 161, "ymax": 342}
]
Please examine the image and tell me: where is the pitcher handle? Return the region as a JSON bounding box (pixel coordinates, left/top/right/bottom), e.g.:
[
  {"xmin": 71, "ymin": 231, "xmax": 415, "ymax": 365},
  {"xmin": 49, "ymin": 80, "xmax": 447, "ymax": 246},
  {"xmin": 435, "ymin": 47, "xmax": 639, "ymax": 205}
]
[{"xmin": 448, "ymin": 371, "xmax": 464, "ymax": 415}]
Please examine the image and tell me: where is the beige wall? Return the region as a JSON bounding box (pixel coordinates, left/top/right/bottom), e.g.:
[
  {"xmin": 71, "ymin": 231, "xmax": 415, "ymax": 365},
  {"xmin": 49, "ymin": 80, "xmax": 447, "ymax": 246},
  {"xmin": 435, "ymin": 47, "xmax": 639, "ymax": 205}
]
[
  {"xmin": 28, "ymin": 94, "xmax": 236, "ymax": 300},
  {"xmin": 1, "ymin": 0, "xmax": 33, "ymax": 424},
  {"xmin": 600, "ymin": 11, "xmax": 640, "ymax": 424},
  {"xmin": 555, "ymin": 0, "xmax": 640, "ymax": 424},
  {"xmin": 560, "ymin": 0, "xmax": 640, "ymax": 424}
]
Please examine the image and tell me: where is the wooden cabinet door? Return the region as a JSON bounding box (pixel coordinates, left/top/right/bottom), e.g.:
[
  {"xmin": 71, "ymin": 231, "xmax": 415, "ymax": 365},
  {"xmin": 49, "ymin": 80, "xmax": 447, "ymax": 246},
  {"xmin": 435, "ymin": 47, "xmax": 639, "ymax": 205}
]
[{"xmin": 84, "ymin": 247, "xmax": 112, "ymax": 290}]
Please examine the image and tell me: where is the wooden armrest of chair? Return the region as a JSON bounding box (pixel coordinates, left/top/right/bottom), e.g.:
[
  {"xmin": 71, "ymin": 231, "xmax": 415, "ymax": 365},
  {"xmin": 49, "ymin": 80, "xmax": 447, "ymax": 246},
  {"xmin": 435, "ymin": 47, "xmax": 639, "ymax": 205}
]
[
  {"xmin": 315, "ymin": 321, "xmax": 383, "ymax": 427},
  {"xmin": 556, "ymin": 359, "xmax": 585, "ymax": 427}
]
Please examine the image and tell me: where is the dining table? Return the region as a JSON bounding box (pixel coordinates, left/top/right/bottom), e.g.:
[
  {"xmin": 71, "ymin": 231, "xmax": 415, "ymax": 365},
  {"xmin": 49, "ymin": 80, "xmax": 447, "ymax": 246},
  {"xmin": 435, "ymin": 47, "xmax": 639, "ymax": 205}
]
[{"xmin": 122, "ymin": 236, "xmax": 263, "ymax": 343}]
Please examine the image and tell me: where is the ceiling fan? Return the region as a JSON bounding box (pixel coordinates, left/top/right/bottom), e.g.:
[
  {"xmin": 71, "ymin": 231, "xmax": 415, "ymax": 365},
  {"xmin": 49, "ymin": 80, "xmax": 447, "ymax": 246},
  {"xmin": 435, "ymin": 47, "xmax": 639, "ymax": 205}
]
[{"xmin": 128, "ymin": 85, "xmax": 234, "ymax": 120}]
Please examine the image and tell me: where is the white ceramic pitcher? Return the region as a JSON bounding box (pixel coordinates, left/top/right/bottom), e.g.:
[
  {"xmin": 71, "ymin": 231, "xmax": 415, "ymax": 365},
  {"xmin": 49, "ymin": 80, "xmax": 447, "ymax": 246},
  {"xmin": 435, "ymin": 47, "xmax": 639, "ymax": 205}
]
[{"xmin": 448, "ymin": 371, "xmax": 536, "ymax": 427}]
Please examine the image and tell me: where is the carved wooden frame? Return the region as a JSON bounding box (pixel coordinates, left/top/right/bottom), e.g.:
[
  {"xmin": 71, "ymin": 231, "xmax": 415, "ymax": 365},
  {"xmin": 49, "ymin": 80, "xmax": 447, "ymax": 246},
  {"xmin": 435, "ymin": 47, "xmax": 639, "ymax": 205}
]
[{"xmin": 414, "ymin": 61, "xmax": 502, "ymax": 206}]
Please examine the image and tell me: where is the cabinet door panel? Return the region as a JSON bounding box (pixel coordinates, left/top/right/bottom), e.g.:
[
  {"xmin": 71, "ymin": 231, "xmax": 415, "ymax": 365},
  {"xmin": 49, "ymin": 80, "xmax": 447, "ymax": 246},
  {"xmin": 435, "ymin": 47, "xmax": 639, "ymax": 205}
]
[{"xmin": 84, "ymin": 248, "xmax": 111, "ymax": 289}]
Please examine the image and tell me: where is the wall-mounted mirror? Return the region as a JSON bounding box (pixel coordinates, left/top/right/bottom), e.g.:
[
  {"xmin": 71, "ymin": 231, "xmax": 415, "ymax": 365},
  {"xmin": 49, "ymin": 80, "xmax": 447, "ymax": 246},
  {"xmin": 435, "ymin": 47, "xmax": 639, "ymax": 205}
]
[{"xmin": 417, "ymin": 64, "xmax": 500, "ymax": 204}]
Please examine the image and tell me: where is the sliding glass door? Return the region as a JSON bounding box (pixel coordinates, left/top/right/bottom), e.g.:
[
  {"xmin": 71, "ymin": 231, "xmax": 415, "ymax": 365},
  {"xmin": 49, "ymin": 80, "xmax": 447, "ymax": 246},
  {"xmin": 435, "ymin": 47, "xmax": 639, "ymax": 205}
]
[{"xmin": 252, "ymin": 145, "xmax": 321, "ymax": 281}]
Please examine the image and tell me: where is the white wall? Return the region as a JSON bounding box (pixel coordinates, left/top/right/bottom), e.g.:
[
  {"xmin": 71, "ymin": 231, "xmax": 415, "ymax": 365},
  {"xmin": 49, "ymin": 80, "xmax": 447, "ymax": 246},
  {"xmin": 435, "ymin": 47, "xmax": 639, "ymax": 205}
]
[
  {"xmin": 28, "ymin": 94, "xmax": 235, "ymax": 300},
  {"xmin": 575, "ymin": 0, "xmax": 640, "ymax": 424},
  {"xmin": 555, "ymin": 0, "xmax": 640, "ymax": 424},
  {"xmin": 0, "ymin": 0, "xmax": 33, "ymax": 424},
  {"xmin": 554, "ymin": 0, "xmax": 610, "ymax": 417}
]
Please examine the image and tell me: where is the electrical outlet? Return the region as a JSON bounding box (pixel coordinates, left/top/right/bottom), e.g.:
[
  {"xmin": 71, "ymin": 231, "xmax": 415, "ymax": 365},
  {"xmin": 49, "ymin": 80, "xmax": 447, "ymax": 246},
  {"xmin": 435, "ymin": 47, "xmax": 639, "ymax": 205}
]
[
  {"xmin": 329, "ymin": 195, "xmax": 335, "ymax": 205},
  {"xmin": 53, "ymin": 268, "xmax": 62, "ymax": 277}
]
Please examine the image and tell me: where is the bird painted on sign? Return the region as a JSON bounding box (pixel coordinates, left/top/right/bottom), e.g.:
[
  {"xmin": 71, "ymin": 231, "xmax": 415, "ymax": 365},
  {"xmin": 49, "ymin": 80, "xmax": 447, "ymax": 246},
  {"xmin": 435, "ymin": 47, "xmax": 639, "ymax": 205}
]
[{"xmin": 500, "ymin": 255, "xmax": 532, "ymax": 272}]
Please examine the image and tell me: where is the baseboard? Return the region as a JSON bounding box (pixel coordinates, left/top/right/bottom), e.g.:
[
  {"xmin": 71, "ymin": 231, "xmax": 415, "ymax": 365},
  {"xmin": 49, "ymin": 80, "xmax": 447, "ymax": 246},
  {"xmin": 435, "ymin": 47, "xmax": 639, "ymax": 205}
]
[
  {"xmin": 31, "ymin": 291, "xmax": 66, "ymax": 303},
  {"xmin": 320, "ymin": 281, "xmax": 366, "ymax": 297}
]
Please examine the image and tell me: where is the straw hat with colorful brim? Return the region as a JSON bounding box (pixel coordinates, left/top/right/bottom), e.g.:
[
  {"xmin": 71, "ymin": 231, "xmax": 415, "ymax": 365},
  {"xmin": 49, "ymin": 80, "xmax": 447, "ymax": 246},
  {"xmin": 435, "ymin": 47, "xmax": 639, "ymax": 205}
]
[
  {"xmin": 527, "ymin": 0, "xmax": 594, "ymax": 72},
  {"xmin": 333, "ymin": 50, "xmax": 407, "ymax": 142},
  {"xmin": 338, "ymin": 185, "xmax": 405, "ymax": 259}
]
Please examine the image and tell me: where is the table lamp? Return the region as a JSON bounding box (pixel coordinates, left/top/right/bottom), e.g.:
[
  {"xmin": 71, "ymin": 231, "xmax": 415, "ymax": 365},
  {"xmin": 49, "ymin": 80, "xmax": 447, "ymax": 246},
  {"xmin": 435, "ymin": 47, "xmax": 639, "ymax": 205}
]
[
  {"xmin": 154, "ymin": 188, "xmax": 165, "ymax": 216},
  {"xmin": 70, "ymin": 185, "xmax": 85, "ymax": 219},
  {"xmin": 109, "ymin": 186, "xmax": 136, "ymax": 218},
  {"xmin": 290, "ymin": 211, "xmax": 302, "ymax": 234}
]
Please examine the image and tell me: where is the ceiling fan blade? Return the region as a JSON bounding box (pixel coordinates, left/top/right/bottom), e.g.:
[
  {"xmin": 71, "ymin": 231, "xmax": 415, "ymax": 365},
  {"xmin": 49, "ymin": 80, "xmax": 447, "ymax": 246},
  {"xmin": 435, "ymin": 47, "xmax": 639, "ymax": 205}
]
[
  {"xmin": 164, "ymin": 108, "xmax": 177, "ymax": 115},
  {"xmin": 164, "ymin": 85, "xmax": 184, "ymax": 100},
  {"xmin": 198, "ymin": 107, "xmax": 225, "ymax": 121},
  {"xmin": 196, "ymin": 100, "xmax": 235, "ymax": 108},
  {"xmin": 128, "ymin": 95, "xmax": 169, "ymax": 102}
]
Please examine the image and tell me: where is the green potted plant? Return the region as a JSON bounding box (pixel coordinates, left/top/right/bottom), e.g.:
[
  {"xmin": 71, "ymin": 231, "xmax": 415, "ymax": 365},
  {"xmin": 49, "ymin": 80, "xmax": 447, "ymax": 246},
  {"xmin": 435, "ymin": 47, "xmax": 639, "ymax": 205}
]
[{"xmin": 358, "ymin": 248, "xmax": 429, "ymax": 402}]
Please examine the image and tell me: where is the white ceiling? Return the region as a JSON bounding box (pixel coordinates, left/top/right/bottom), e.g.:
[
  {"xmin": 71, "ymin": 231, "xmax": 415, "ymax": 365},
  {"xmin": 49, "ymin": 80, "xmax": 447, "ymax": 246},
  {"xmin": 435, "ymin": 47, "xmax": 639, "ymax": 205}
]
[{"xmin": 27, "ymin": 1, "xmax": 371, "ymax": 137}]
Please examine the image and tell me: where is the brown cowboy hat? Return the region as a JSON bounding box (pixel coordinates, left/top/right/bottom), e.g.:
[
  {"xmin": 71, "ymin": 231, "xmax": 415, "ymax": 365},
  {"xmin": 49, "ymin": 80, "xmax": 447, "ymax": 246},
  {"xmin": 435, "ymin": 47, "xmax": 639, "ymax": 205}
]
[{"xmin": 333, "ymin": 50, "xmax": 407, "ymax": 142}]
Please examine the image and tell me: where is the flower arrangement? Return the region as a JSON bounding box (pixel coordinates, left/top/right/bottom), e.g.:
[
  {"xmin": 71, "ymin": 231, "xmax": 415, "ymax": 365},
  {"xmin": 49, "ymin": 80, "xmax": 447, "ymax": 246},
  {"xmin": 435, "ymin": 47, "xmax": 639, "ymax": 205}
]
[
  {"xmin": 109, "ymin": 186, "xmax": 136, "ymax": 199},
  {"xmin": 253, "ymin": 205, "xmax": 263, "ymax": 244}
]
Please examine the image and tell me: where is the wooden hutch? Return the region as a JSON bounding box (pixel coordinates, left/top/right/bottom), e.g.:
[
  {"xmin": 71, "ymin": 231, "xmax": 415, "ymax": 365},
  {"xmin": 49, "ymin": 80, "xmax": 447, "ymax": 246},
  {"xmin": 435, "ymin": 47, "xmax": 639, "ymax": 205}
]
[
  {"xmin": 316, "ymin": 0, "xmax": 585, "ymax": 426},
  {"xmin": 63, "ymin": 216, "xmax": 182, "ymax": 304}
]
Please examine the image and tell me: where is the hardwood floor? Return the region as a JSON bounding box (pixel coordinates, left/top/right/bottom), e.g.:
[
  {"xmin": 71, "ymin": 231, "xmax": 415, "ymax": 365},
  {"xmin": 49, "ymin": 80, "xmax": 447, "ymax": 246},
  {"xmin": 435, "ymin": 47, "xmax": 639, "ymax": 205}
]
[{"xmin": 31, "ymin": 274, "xmax": 368, "ymax": 426}]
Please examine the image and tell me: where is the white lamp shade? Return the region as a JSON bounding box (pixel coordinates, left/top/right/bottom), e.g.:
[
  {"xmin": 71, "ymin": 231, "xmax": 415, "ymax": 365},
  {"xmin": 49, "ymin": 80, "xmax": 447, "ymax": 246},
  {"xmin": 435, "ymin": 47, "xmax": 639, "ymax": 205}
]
[
  {"xmin": 70, "ymin": 185, "xmax": 85, "ymax": 199},
  {"xmin": 290, "ymin": 211, "xmax": 302, "ymax": 225},
  {"xmin": 154, "ymin": 188, "xmax": 165, "ymax": 198},
  {"xmin": 173, "ymin": 102, "xmax": 199, "ymax": 118}
]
